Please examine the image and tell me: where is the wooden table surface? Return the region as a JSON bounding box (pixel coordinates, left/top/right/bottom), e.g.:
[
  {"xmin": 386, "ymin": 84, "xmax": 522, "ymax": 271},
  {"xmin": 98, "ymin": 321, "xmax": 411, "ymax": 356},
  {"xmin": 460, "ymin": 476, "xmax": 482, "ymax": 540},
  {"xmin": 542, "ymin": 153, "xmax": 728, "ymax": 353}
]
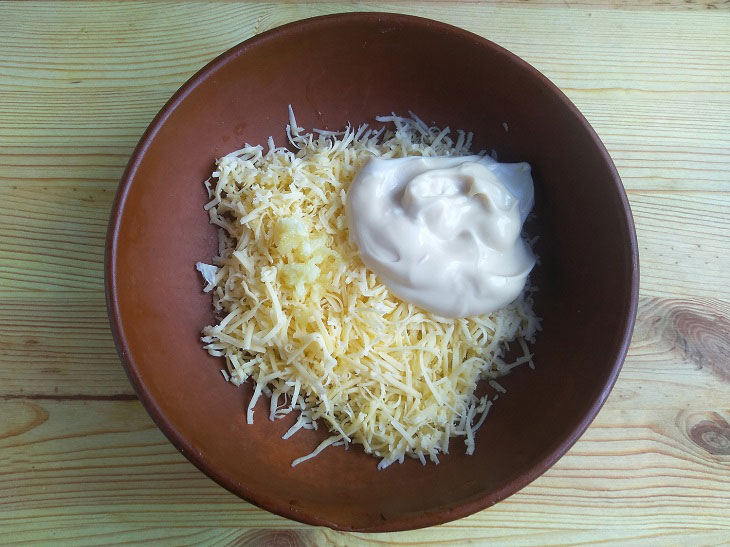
[{"xmin": 2, "ymin": 1, "xmax": 729, "ymax": 545}]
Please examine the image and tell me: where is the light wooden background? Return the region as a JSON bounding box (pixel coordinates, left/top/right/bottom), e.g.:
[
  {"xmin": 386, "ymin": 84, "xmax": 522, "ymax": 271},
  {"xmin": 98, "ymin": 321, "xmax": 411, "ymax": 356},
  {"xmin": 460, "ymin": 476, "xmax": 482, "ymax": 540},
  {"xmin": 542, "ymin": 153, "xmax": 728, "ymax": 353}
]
[{"xmin": 1, "ymin": 1, "xmax": 729, "ymax": 545}]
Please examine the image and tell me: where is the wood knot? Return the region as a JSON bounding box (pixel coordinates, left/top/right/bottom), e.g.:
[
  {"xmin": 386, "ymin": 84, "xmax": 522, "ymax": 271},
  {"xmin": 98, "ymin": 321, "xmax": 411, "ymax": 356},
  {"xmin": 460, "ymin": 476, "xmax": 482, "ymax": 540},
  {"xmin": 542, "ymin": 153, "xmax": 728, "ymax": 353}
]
[
  {"xmin": 0, "ymin": 401, "xmax": 49, "ymax": 439},
  {"xmin": 230, "ymin": 529, "xmax": 309, "ymax": 547},
  {"xmin": 687, "ymin": 413, "xmax": 730, "ymax": 455},
  {"xmin": 670, "ymin": 306, "xmax": 730, "ymax": 382}
]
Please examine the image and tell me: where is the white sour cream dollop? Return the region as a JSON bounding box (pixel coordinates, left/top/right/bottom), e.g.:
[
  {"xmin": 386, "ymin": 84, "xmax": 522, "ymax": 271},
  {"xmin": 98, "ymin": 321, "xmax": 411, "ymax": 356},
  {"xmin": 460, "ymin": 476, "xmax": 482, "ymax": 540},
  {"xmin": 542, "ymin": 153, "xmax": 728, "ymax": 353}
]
[{"xmin": 346, "ymin": 155, "xmax": 535, "ymax": 318}]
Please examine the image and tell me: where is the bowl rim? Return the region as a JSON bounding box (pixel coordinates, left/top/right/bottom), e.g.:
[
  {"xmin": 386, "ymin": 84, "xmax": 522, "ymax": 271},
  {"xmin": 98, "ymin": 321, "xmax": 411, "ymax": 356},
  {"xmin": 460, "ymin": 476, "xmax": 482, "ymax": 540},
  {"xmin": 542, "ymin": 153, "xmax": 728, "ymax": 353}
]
[{"xmin": 105, "ymin": 11, "xmax": 640, "ymax": 532}]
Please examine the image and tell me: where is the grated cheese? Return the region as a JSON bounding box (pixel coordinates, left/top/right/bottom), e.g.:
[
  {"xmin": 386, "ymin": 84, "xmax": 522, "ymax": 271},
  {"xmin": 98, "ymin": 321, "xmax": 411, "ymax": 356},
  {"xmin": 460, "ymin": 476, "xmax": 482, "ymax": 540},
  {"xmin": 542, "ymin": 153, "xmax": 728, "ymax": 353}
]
[{"xmin": 197, "ymin": 108, "xmax": 540, "ymax": 468}]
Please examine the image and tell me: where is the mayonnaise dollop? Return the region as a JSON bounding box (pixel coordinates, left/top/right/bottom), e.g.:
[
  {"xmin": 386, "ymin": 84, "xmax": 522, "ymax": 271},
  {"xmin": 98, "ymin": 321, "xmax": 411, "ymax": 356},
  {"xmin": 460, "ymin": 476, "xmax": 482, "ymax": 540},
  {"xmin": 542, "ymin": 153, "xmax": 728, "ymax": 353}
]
[{"xmin": 346, "ymin": 155, "xmax": 535, "ymax": 318}]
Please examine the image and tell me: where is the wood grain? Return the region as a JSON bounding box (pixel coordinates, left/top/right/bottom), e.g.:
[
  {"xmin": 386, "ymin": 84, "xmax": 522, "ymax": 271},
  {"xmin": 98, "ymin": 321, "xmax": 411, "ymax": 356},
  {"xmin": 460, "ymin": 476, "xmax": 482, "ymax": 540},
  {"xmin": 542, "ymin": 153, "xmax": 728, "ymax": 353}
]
[
  {"xmin": 2, "ymin": 373, "xmax": 729, "ymax": 541},
  {"xmin": 1, "ymin": 1, "xmax": 729, "ymax": 544},
  {"xmin": 2, "ymin": 189, "xmax": 728, "ymax": 299},
  {"xmin": 1, "ymin": 295, "xmax": 729, "ymax": 400}
]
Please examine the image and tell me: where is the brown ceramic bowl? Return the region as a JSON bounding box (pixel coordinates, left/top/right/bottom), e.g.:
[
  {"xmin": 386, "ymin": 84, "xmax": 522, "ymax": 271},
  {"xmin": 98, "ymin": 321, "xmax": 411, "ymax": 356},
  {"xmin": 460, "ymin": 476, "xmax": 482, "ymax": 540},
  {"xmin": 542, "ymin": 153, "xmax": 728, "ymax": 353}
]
[{"xmin": 106, "ymin": 13, "xmax": 638, "ymax": 532}]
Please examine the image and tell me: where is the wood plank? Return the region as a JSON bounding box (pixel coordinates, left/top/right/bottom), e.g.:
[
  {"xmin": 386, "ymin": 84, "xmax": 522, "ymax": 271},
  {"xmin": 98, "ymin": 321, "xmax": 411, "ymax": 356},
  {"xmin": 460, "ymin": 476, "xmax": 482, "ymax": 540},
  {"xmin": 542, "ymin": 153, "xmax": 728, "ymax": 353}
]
[
  {"xmin": 1, "ymin": 294, "xmax": 729, "ymax": 401},
  {"xmin": 632, "ymin": 193, "xmax": 730, "ymax": 299},
  {"xmin": 2, "ymin": 188, "xmax": 729, "ymax": 298},
  {"xmin": 0, "ymin": 294, "xmax": 128, "ymax": 397},
  {"xmin": 1, "ymin": 392, "xmax": 728, "ymax": 543},
  {"xmin": 2, "ymin": 92, "xmax": 728, "ymax": 192},
  {"xmin": 1, "ymin": 296, "xmax": 728, "ymax": 538},
  {"xmin": 138, "ymin": 0, "xmax": 730, "ymax": 11},
  {"xmin": 0, "ymin": 186, "xmax": 109, "ymax": 294},
  {"xmin": 0, "ymin": 5, "xmax": 728, "ymax": 191},
  {"xmin": 3, "ymin": 527, "xmax": 730, "ymax": 547},
  {"xmin": 0, "ymin": 1, "xmax": 727, "ymax": 92},
  {"xmin": 581, "ymin": 98, "xmax": 730, "ymax": 192}
]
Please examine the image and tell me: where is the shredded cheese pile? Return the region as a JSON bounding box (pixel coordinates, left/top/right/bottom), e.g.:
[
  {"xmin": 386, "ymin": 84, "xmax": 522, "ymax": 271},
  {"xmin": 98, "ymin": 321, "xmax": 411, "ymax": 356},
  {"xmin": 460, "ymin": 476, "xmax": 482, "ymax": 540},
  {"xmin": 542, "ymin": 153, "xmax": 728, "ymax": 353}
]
[{"xmin": 197, "ymin": 109, "xmax": 540, "ymax": 469}]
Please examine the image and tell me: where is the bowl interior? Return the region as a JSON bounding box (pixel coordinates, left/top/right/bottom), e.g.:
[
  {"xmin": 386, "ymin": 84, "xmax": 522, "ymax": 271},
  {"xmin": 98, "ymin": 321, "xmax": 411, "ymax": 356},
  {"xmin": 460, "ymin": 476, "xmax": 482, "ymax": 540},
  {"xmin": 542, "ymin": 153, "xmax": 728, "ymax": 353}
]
[{"xmin": 107, "ymin": 13, "xmax": 637, "ymax": 532}]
